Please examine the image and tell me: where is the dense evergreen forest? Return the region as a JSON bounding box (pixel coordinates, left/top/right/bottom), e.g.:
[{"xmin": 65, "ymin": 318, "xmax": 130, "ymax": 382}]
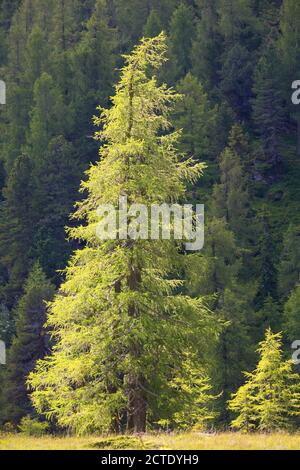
[{"xmin": 1, "ymin": 0, "xmax": 300, "ymax": 435}]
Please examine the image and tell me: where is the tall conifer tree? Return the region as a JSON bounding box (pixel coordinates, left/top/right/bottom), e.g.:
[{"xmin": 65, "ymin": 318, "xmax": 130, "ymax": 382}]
[{"xmin": 29, "ymin": 34, "xmax": 218, "ymax": 434}]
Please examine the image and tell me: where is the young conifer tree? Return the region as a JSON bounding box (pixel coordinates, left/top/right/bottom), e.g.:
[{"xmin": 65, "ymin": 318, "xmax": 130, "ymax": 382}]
[
  {"xmin": 228, "ymin": 329, "xmax": 300, "ymax": 432},
  {"xmin": 28, "ymin": 34, "xmax": 218, "ymax": 435}
]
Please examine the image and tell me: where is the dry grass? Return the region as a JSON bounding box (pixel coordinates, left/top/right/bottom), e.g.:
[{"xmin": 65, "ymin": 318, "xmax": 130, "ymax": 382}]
[{"xmin": 0, "ymin": 432, "xmax": 300, "ymax": 450}]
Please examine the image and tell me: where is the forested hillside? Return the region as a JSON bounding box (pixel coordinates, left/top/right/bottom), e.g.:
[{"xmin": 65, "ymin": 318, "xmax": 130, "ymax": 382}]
[{"xmin": 1, "ymin": 0, "xmax": 300, "ymax": 434}]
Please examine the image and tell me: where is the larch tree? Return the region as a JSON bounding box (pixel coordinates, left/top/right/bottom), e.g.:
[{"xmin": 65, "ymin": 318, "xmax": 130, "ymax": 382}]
[
  {"xmin": 228, "ymin": 329, "xmax": 300, "ymax": 432},
  {"xmin": 166, "ymin": 353, "xmax": 219, "ymax": 431},
  {"xmin": 227, "ymin": 377, "xmax": 257, "ymax": 432},
  {"xmin": 28, "ymin": 34, "xmax": 218, "ymax": 435}
]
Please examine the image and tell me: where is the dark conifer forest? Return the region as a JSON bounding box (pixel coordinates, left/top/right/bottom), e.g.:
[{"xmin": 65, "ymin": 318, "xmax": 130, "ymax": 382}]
[{"xmin": 1, "ymin": 0, "xmax": 300, "ymax": 439}]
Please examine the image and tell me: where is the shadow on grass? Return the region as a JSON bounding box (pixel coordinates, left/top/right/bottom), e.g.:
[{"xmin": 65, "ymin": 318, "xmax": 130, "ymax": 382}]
[{"xmin": 88, "ymin": 435, "xmax": 160, "ymax": 450}]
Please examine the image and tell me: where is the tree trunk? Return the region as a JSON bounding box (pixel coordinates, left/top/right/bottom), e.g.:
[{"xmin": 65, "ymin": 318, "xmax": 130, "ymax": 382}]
[
  {"xmin": 126, "ymin": 374, "xmax": 147, "ymax": 433},
  {"xmin": 126, "ymin": 260, "xmax": 147, "ymax": 433}
]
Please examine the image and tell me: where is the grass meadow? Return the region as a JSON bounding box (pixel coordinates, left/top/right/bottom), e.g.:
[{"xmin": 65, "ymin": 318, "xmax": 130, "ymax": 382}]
[{"xmin": 0, "ymin": 432, "xmax": 300, "ymax": 450}]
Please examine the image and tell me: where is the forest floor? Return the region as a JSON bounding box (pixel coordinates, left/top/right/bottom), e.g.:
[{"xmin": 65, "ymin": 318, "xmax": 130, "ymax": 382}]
[{"xmin": 0, "ymin": 432, "xmax": 300, "ymax": 450}]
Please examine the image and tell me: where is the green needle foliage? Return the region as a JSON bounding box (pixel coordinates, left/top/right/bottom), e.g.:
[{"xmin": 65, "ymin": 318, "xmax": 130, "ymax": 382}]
[
  {"xmin": 167, "ymin": 353, "xmax": 219, "ymax": 431},
  {"xmin": 28, "ymin": 33, "xmax": 219, "ymax": 435},
  {"xmin": 228, "ymin": 329, "xmax": 300, "ymax": 432}
]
